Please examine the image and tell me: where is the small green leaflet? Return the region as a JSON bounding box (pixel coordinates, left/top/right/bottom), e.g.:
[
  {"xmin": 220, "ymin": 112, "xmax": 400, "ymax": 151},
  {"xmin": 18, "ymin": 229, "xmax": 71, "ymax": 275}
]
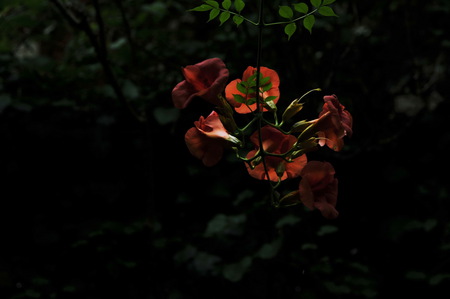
[
  {"xmin": 234, "ymin": 0, "xmax": 245, "ymax": 13},
  {"xmin": 284, "ymin": 23, "xmax": 297, "ymax": 40},
  {"xmin": 189, "ymin": 4, "xmax": 212, "ymax": 12},
  {"xmin": 279, "ymin": 6, "xmax": 293, "ymax": 19},
  {"xmin": 233, "ymin": 15, "xmax": 244, "ymax": 26},
  {"xmin": 293, "ymin": 3, "xmax": 308, "ymax": 14},
  {"xmin": 318, "ymin": 6, "xmax": 337, "ymax": 17},
  {"xmin": 208, "ymin": 8, "xmax": 220, "ymax": 21},
  {"xmin": 310, "ymin": 0, "xmax": 322, "ymax": 8},
  {"xmin": 219, "ymin": 11, "xmax": 231, "ymax": 25},
  {"xmin": 222, "ymin": 0, "xmax": 231, "ymax": 9},
  {"xmin": 303, "ymin": 15, "xmax": 315, "ymax": 34}
]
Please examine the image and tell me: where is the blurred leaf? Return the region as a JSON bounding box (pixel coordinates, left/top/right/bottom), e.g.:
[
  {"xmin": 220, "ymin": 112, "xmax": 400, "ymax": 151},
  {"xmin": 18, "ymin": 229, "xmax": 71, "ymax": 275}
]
[
  {"xmin": 153, "ymin": 107, "xmax": 180, "ymax": 125},
  {"xmin": 317, "ymin": 225, "xmax": 338, "ymax": 236},
  {"xmin": 222, "ymin": 256, "xmax": 252, "ymax": 282},
  {"xmin": 406, "ymin": 271, "xmax": 427, "ymax": 280},
  {"xmin": 256, "ymin": 237, "xmax": 282, "ymax": 259},
  {"xmin": 275, "ymin": 214, "xmax": 301, "ymax": 228}
]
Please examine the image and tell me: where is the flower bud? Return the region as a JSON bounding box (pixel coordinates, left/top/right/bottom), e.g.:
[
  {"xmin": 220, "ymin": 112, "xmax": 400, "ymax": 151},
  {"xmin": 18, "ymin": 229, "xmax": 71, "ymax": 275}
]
[{"xmin": 282, "ymin": 99, "xmax": 303, "ymax": 123}]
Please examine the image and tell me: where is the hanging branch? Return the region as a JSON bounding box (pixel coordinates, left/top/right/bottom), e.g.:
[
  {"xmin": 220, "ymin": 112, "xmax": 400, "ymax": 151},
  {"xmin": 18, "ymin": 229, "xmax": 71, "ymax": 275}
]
[{"xmin": 49, "ymin": 0, "xmax": 146, "ymax": 123}]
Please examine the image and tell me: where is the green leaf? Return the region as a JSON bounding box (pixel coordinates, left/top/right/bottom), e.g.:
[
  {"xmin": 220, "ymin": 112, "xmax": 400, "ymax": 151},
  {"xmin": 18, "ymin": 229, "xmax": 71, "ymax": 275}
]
[
  {"xmin": 323, "ymin": 0, "xmax": 336, "ymax": 5},
  {"xmin": 264, "ymin": 95, "xmax": 278, "ymax": 102},
  {"xmin": 303, "ymin": 14, "xmax": 315, "ymax": 34},
  {"xmin": 260, "ymin": 76, "xmax": 270, "ymax": 85},
  {"xmin": 219, "ymin": 11, "xmax": 231, "ymax": 25},
  {"xmin": 293, "ymin": 3, "xmax": 308, "ymax": 14},
  {"xmin": 233, "ymin": 15, "xmax": 244, "ymax": 26},
  {"xmin": 233, "ymin": 94, "xmax": 246, "ymax": 103},
  {"xmin": 318, "ymin": 6, "xmax": 338, "ymax": 17},
  {"xmin": 236, "ymin": 82, "xmax": 248, "ymax": 94},
  {"xmin": 205, "ymin": 0, "xmax": 219, "ymax": 8},
  {"xmin": 222, "ymin": 0, "xmax": 231, "ymax": 9},
  {"xmin": 208, "ymin": 8, "xmax": 220, "ymax": 21},
  {"xmin": 189, "ymin": 4, "xmax": 213, "ymax": 11},
  {"xmin": 279, "ymin": 6, "xmax": 293, "ymax": 19},
  {"xmin": 310, "ymin": 0, "xmax": 322, "ymax": 8},
  {"xmin": 234, "ymin": 0, "xmax": 245, "ymax": 13},
  {"xmin": 284, "ymin": 22, "xmax": 297, "ymax": 40}
]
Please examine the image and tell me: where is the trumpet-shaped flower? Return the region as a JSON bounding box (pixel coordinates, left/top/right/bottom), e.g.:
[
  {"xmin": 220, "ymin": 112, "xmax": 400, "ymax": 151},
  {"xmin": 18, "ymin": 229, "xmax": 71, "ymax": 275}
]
[
  {"xmin": 317, "ymin": 95, "xmax": 353, "ymax": 152},
  {"xmin": 172, "ymin": 58, "xmax": 229, "ymax": 109},
  {"xmin": 246, "ymin": 126, "xmax": 307, "ymax": 182},
  {"xmin": 185, "ymin": 111, "xmax": 239, "ymax": 167},
  {"xmin": 225, "ymin": 66, "xmax": 280, "ymax": 114},
  {"xmin": 299, "ymin": 161, "xmax": 339, "ymax": 219}
]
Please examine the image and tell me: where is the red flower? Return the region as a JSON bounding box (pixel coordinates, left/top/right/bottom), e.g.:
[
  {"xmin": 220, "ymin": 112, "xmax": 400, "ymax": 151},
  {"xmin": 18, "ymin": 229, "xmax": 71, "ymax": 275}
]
[
  {"xmin": 299, "ymin": 161, "xmax": 339, "ymax": 219},
  {"xmin": 246, "ymin": 126, "xmax": 307, "ymax": 182},
  {"xmin": 225, "ymin": 66, "xmax": 280, "ymax": 114},
  {"xmin": 172, "ymin": 58, "xmax": 229, "ymax": 109},
  {"xmin": 185, "ymin": 111, "xmax": 239, "ymax": 167},
  {"xmin": 317, "ymin": 95, "xmax": 353, "ymax": 151}
]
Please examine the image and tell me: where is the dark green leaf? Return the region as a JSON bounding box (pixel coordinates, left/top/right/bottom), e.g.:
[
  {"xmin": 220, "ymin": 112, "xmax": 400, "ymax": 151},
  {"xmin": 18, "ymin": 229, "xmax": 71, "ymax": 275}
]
[
  {"xmin": 293, "ymin": 3, "xmax": 308, "ymax": 14},
  {"xmin": 233, "ymin": 94, "xmax": 246, "ymax": 103},
  {"xmin": 189, "ymin": 4, "xmax": 213, "ymax": 11},
  {"xmin": 222, "ymin": 0, "xmax": 232, "ymax": 9},
  {"xmin": 264, "ymin": 95, "xmax": 278, "ymax": 102},
  {"xmin": 236, "ymin": 82, "xmax": 248, "ymax": 94},
  {"xmin": 208, "ymin": 8, "xmax": 220, "ymax": 21},
  {"xmin": 318, "ymin": 6, "xmax": 338, "ymax": 17},
  {"xmin": 310, "ymin": 0, "xmax": 322, "ymax": 8},
  {"xmin": 205, "ymin": 0, "xmax": 219, "ymax": 8},
  {"xmin": 303, "ymin": 14, "xmax": 315, "ymax": 33},
  {"xmin": 261, "ymin": 81, "xmax": 272, "ymax": 92},
  {"xmin": 234, "ymin": 0, "xmax": 245, "ymax": 13},
  {"xmin": 260, "ymin": 76, "xmax": 270, "ymax": 85},
  {"xmin": 284, "ymin": 22, "xmax": 297, "ymax": 40},
  {"xmin": 323, "ymin": 0, "xmax": 336, "ymax": 5},
  {"xmin": 279, "ymin": 6, "xmax": 293, "ymax": 19},
  {"xmin": 219, "ymin": 11, "xmax": 231, "ymax": 25}
]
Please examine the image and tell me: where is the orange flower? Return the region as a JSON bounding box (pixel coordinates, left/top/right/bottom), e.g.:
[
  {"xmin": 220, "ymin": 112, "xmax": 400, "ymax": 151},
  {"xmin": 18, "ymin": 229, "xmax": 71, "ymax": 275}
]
[
  {"xmin": 225, "ymin": 66, "xmax": 280, "ymax": 114},
  {"xmin": 185, "ymin": 111, "xmax": 239, "ymax": 167},
  {"xmin": 172, "ymin": 58, "xmax": 229, "ymax": 109},
  {"xmin": 246, "ymin": 126, "xmax": 307, "ymax": 182},
  {"xmin": 317, "ymin": 95, "xmax": 353, "ymax": 151},
  {"xmin": 299, "ymin": 161, "xmax": 339, "ymax": 219}
]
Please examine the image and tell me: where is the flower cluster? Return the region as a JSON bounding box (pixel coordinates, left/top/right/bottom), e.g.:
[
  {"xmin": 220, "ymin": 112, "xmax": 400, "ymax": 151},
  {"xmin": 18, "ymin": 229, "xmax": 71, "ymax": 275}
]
[{"xmin": 171, "ymin": 58, "xmax": 352, "ymax": 219}]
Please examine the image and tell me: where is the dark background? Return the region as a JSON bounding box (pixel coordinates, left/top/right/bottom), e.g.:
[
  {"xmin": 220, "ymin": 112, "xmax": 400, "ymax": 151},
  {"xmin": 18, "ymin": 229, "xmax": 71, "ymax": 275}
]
[{"xmin": 1, "ymin": 0, "xmax": 449, "ymax": 298}]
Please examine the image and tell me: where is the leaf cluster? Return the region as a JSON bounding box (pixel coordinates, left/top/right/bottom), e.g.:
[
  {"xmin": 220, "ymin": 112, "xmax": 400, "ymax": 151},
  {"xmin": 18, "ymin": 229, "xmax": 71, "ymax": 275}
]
[
  {"xmin": 279, "ymin": 0, "xmax": 338, "ymax": 39},
  {"xmin": 190, "ymin": 0, "xmax": 247, "ymax": 26}
]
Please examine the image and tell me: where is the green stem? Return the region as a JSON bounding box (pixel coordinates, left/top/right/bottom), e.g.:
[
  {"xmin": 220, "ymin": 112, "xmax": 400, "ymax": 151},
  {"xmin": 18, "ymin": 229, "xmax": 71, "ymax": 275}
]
[{"xmin": 264, "ymin": 9, "xmax": 318, "ymax": 26}]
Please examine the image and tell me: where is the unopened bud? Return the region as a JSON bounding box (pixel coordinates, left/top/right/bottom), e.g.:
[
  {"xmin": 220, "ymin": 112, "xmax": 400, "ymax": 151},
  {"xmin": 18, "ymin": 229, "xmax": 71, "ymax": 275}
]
[
  {"xmin": 275, "ymin": 162, "xmax": 286, "ymax": 178},
  {"xmin": 282, "ymin": 99, "xmax": 303, "ymax": 122}
]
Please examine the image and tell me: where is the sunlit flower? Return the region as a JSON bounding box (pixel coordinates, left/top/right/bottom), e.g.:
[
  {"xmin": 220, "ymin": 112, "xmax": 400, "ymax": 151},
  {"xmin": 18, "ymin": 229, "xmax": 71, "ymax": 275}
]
[
  {"xmin": 172, "ymin": 58, "xmax": 229, "ymax": 109},
  {"xmin": 317, "ymin": 94, "xmax": 353, "ymax": 151},
  {"xmin": 185, "ymin": 111, "xmax": 239, "ymax": 167},
  {"xmin": 225, "ymin": 66, "xmax": 280, "ymax": 114},
  {"xmin": 299, "ymin": 161, "xmax": 339, "ymax": 219},
  {"xmin": 246, "ymin": 126, "xmax": 307, "ymax": 182}
]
